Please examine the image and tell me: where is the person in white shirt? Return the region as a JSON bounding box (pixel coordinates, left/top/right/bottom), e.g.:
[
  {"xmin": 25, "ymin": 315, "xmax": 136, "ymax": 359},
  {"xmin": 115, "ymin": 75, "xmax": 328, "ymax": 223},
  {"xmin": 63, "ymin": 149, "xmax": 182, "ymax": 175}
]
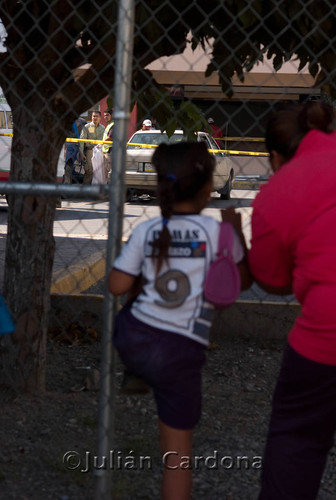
[
  {"xmin": 79, "ymin": 110, "xmax": 105, "ymax": 184},
  {"xmin": 109, "ymin": 141, "xmax": 250, "ymax": 500}
]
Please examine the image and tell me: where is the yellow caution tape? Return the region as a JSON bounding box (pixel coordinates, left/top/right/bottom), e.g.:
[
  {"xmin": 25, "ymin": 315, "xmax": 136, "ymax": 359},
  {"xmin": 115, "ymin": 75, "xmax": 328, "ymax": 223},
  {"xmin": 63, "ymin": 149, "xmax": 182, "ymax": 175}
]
[
  {"xmin": 0, "ymin": 134, "xmax": 114, "ymax": 145},
  {"xmin": 127, "ymin": 143, "xmax": 269, "ymax": 156},
  {"xmin": 0, "ymin": 133, "xmax": 265, "ymax": 144},
  {"xmin": 65, "ymin": 137, "xmax": 113, "ymax": 145},
  {"xmin": 126, "ymin": 142, "xmax": 158, "ymax": 149},
  {"xmin": 0, "ymin": 131, "xmax": 265, "ymax": 143},
  {"xmin": 0, "ymin": 134, "xmax": 269, "ymax": 156}
]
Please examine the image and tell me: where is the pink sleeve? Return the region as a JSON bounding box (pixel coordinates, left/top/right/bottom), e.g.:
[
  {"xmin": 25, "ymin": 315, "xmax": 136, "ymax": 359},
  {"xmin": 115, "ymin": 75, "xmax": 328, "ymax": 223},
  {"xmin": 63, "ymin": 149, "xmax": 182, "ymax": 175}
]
[{"xmin": 249, "ymin": 210, "xmax": 293, "ymax": 287}]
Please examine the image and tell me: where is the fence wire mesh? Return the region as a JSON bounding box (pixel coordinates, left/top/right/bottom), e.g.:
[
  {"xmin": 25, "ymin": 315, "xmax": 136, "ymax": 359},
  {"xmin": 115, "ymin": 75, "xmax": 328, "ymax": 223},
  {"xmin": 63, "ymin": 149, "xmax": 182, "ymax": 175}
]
[{"xmin": 0, "ymin": 0, "xmax": 335, "ymax": 498}]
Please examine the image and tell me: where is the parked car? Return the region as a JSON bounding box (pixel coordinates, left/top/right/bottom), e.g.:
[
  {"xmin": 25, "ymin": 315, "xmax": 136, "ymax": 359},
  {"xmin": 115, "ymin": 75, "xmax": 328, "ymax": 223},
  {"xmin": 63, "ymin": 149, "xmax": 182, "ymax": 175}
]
[
  {"xmin": 125, "ymin": 130, "xmax": 234, "ymax": 199},
  {"xmin": 0, "ymin": 101, "xmax": 13, "ymax": 182},
  {"xmin": 0, "ymin": 103, "xmax": 86, "ymax": 185}
]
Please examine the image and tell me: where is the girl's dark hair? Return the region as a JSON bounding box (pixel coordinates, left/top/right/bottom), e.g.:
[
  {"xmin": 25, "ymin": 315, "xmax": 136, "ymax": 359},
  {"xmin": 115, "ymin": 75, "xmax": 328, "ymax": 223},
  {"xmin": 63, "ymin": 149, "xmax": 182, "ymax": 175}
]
[
  {"xmin": 266, "ymin": 101, "xmax": 336, "ymax": 161},
  {"xmin": 151, "ymin": 141, "xmax": 216, "ymax": 273}
]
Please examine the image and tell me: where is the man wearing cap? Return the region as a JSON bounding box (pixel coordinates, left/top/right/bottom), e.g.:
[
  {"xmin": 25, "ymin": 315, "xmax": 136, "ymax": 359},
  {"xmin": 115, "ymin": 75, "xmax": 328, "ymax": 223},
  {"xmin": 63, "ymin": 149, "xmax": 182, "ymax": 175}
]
[
  {"xmin": 208, "ymin": 117, "xmax": 223, "ymax": 148},
  {"xmin": 102, "ymin": 109, "xmax": 114, "ymax": 183},
  {"xmin": 141, "ymin": 119, "xmax": 152, "ymax": 130},
  {"xmin": 79, "ymin": 110, "xmax": 105, "ymax": 184}
]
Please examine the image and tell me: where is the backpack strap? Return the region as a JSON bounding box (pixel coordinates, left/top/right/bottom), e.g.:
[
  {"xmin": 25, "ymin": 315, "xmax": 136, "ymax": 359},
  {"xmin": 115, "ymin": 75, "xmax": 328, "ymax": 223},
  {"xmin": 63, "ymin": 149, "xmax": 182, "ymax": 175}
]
[{"xmin": 217, "ymin": 222, "xmax": 234, "ymax": 259}]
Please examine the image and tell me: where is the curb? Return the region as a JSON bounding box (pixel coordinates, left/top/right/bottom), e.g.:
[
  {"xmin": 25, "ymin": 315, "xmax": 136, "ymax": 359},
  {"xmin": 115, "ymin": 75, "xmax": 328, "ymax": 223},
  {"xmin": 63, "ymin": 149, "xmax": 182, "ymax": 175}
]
[
  {"xmin": 233, "ymin": 176, "xmax": 269, "ymax": 190},
  {"xmin": 233, "ymin": 180, "xmax": 264, "ymax": 190},
  {"xmin": 51, "ymin": 249, "xmax": 106, "ymax": 294}
]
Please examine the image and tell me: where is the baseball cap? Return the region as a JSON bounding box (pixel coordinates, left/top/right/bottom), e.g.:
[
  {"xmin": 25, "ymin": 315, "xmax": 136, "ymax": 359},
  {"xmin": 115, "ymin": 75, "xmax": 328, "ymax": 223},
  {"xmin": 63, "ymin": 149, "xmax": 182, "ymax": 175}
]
[
  {"xmin": 208, "ymin": 117, "xmax": 214, "ymax": 124},
  {"xmin": 143, "ymin": 119, "xmax": 152, "ymax": 127}
]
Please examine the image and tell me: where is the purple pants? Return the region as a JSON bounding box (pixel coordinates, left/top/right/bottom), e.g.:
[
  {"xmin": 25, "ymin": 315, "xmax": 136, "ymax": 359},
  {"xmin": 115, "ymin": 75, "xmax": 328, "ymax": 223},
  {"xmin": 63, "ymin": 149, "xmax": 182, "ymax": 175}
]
[
  {"xmin": 259, "ymin": 343, "xmax": 336, "ymax": 500},
  {"xmin": 114, "ymin": 304, "xmax": 206, "ymax": 430}
]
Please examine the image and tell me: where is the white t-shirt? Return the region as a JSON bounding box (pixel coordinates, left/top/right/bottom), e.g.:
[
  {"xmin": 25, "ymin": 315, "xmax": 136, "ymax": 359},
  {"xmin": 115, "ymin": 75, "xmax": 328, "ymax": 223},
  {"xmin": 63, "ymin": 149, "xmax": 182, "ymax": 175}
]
[{"xmin": 113, "ymin": 214, "xmax": 244, "ymax": 346}]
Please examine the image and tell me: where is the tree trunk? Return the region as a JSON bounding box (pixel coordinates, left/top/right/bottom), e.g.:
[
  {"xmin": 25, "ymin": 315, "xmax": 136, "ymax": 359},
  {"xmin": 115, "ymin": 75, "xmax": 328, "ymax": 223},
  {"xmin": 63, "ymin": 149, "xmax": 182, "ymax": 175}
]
[{"xmin": 1, "ymin": 105, "xmax": 65, "ymax": 393}]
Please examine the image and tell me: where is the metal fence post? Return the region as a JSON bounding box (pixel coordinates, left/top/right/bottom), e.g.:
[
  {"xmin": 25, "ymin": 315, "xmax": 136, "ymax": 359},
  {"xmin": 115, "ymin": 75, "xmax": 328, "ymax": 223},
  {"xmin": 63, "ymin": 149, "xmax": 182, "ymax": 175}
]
[{"xmin": 94, "ymin": 0, "xmax": 135, "ymax": 498}]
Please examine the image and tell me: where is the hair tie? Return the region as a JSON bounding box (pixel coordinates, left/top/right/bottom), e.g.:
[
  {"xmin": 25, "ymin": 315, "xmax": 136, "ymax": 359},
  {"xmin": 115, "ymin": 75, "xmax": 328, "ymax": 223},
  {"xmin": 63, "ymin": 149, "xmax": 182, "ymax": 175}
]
[
  {"xmin": 166, "ymin": 173, "xmax": 177, "ymax": 182},
  {"xmin": 162, "ymin": 217, "xmax": 169, "ymax": 227}
]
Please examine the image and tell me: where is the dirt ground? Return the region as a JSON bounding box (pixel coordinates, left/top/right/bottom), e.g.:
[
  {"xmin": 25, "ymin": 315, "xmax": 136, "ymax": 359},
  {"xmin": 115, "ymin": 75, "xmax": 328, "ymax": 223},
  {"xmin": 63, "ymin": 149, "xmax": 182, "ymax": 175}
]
[{"xmin": 0, "ymin": 327, "xmax": 335, "ymax": 499}]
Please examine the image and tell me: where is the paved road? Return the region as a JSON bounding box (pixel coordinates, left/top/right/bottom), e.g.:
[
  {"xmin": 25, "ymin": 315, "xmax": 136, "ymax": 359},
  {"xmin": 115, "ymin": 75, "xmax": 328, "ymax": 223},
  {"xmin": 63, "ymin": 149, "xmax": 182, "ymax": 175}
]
[
  {"xmin": 85, "ymin": 188, "xmax": 254, "ymax": 295},
  {"xmin": 0, "ymin": 196, "xmax": 108, "ymax": 292},
  {"xmin": 121, "ymin": 188, "xmax": 255, "ymax": 240},
  {"xmin": 81, "ymin": 190, "xmax": 294, "ymax": 304},
  {"xmin": 0, "ymin": 190, "xmax": 252, "ymax": 289},
  {"xmin": 0, "ymin": 191, "xmax": 295, "ymax": 303}
]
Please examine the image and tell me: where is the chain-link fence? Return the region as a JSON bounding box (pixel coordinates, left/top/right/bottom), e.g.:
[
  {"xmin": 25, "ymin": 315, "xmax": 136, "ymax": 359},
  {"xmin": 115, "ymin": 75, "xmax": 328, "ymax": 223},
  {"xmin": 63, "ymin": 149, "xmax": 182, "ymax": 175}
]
[{"xmin": 0, "ymin": 1, "xmax": 335, "ymax": 498}]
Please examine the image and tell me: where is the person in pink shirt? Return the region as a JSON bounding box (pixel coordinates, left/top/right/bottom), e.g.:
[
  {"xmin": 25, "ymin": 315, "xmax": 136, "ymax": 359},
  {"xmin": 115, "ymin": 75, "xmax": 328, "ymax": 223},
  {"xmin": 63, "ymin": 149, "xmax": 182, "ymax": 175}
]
[{"xmin": 248, "ymin": 102, "xmax": 336, "ymax": 500}]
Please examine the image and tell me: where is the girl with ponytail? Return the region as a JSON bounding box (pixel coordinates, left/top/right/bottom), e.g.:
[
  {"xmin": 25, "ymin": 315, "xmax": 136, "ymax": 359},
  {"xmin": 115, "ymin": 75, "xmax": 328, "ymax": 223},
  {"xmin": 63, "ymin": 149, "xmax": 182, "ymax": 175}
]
[{"xmin": 109, "ymin": 140, "xmax": 250, "ymax": 499}]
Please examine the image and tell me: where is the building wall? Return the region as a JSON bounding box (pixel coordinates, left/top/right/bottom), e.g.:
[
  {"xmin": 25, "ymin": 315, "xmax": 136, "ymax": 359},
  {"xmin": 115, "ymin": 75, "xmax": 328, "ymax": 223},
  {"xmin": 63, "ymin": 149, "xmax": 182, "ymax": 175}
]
[{"xmin": 146, "ymin": 44, "xmax": 319, "ymax": 138}]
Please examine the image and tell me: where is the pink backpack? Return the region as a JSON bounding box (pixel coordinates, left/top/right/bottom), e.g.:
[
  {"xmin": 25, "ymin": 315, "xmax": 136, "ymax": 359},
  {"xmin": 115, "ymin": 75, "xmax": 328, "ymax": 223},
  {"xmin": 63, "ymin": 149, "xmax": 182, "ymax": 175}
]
[{"xmin": 204, "ymin": 222, "xmax": 241, "ymax": 308}]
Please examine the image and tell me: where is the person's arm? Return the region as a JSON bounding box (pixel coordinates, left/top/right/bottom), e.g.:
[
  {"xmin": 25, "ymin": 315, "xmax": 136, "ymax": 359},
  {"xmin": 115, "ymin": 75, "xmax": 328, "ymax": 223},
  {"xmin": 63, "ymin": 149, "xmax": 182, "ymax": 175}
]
[
  {"xmin": 108, "ymin": 269, "xmax": 137, "ymax": 296},
  {"xmin": 107, "ymin": 125, "xmax": 114, "ymax": 141},
  {"xmin": 236, "ymin": 256, "xmax": 253, "ymax": 291},
  {"xmin": 249, "ymin": 209, "xmax": 293, "ymax": 295},
  {"xmin": 79, "ymin": 126, "xmax": 87, "ymax": 155},
  {"xmin": 220, "ymin": 208, "xmax": 253, "ymax": 290},
  {"xmin": 108, "ymin": 225, "xmax": 144, "ymax": 297}
]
